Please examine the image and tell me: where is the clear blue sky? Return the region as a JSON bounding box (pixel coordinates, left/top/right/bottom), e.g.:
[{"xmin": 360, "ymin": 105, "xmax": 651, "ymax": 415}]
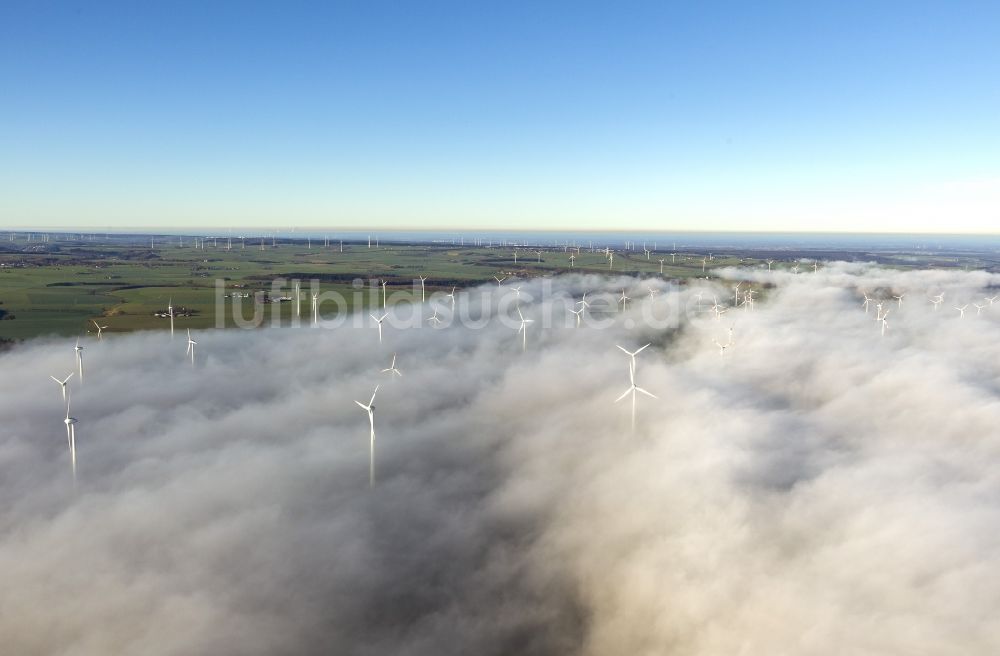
[{"xmin": 2, "ymin": 1, "xmax": 998, "ymax": 232}]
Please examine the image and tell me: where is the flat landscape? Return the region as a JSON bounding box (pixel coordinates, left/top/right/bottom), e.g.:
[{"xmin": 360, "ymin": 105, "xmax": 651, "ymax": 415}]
[{"xmin": 3, "ymin": 233, "xmax": 997, "ymax": 342}]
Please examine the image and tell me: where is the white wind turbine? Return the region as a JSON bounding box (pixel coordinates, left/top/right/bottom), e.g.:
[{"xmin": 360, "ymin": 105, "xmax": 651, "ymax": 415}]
[
  {"xmin": 371, "ymin": 313, "xmax": 388, "ymax": 343},
  {"xmin": 733, "ymin": 281, "xmax": 743, "ymax": 307},
  {"xmin": 418, "ymin": 276, "xmax": 427, "ymax": 302},
  {"xmin": 427, "ymin": 307, "xmax": 443, "ymax": 326},
  {"xmin": 63, "ymin": 394, "xmax": 78, "ymax": 481},
  {"xmin": 354, "ymin": 385, "xmax": 379, "ymax": 488},
  {"xmin": 511, "ymin": 285, "xmax": 523, "ymax": 300},
  {"xmin": 381, "ymin": 353, "xmax": 403, "ymax": 377},
  {"xmin": 608, "ymin": 252, "xmax": 614, "ymax": 270},
  {"xmin": 713, "ymin": 334, "xmax": 734, "ymax": 357},
  {"xmin": 494, "ymin": 275, "xmax": 507, "ymax": 288},
  {"xmin": 893, "ymin": 294, "xmax": 904, "ymax": 308},
  {"xmin": 380, "ymin": 280, "xmax": 388, "ymax": 307},
  {"xmin": 647, "ymin": 286, "xmax": 659, "ymax": 302},
  {"xmin": 295, "ymin": 282, "xmax": 301, "ymax": 319},
  {"xmin": 616, "ymin": 344, "xmax": 650, "ymax": 373},
  {"xmin": 710, "ymin": 296, "xmax": 727, "ymax": 320},
  {"xmin": 186, "ymin": 329, "xmax": 197, "ymax": 365},
  {"xmin": 766, "ymin": 259, "xmax": 774, "ymax": 271},
  {"xmin": 168, "ymin": 297, "xmax": 175, "ymax": 339},
  {"xmin": 618, "ymin": 289, "xmax": 630, "ymax": 311},
  {"xmin": 74, "ymin": 338, "xmax": 85, "ymax": 383},
  {"xmin": 446, "ymin": 286, "xmax": 457, "ymax": 310},
  {"xmin": 986, "ymin": 295, "xmax": 998, "ymax": 306},
  {"xmin": 659, "ymin": 258, "xmax": 665, "ymax": 274},
  {"xmin": 312, "ymin": 293, "xmax": 319, "ymax": 326},
  {"xmin": 570, "ymin": 307, "xmax": 584, "ymax": 327},
  {"xmin": 516, "ymin": 307, "xmax": 533, "ymax": 351},
  {"xmin": 930, "ymin": 293, "xmax": 944, "ymax": 310},
  {"xmin": 974, "ymin": 302, "xmax": 986, "ymax": 316},
  {"xmin": 569, "ymin": 254, "xmax": 576, "ymax": 267},
  {"xmin": 879, "ymin": 309, "xmax": 890, "ymax": 337},
  {"xmin": 91, "ymin": 319, "xmax": 108, "ymax": 340},
  {"xmin": 615, "ymin": 359, "xmax": 657, "ymax": 432},
  {"xmin": 862, "ymin": 293, "xmax": 873, "ymax": 313},
  {"xmin": 50, "ymin": 372, "xmax": 74, "ymax": 402},
  {"xmin": 955, "ymin": 304, "xmax": 968, "ymax": 319}
]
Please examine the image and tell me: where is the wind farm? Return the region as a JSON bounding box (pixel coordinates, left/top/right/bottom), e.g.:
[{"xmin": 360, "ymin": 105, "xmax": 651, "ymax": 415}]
[{"xmin": 4, "ymin": 1, "xmax": 1000, "ymax": 653}]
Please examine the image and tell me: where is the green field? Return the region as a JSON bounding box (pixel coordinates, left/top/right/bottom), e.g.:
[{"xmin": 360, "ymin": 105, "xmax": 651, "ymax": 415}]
[{"xmin": 1, "ymin": 234, "xmax": 990, "ymax": 341}]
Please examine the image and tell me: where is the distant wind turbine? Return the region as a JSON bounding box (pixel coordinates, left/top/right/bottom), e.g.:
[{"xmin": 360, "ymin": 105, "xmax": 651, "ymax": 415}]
[
  {"xmin": 63, "ymin": 394, "xmax": 78, "ymax": 481},
  {"xmin": 186, "ymin": 329, "xmax": 197, "ymax": 365},
  {"xmin": 614, "ymin": 361, "xmax": 656, "ymax": 432},
  {"xmin": 354, "ymin": 385, "xmax": 379, "ymax": 488},
  {"xmin": 74, "ymin": 338, "xmax": 85, "ymax": 383},
  {"xmin": 516, "ymin": 307, "xmax": 533, "ymax": 351},
  {"xmin": 371, "ymin": 313, "xmax": 388, "ymax": 343},
  {"xmin": 50, "ymin": 373, "xmax": 74, "ymax": 402},
  {"xmin": 616, "ymin": 344, "xmax": 650, "ymax": 373},
  {"xmin": 91, "ymin": 319, "xmax": 108, "ymax": 340},
  {"xmin": 381, "ymin": 353, "xmax": 403, "ymax": 377}
]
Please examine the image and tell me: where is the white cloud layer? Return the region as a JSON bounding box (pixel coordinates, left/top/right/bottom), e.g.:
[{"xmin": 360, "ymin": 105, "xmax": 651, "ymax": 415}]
[{"xmin": 2, "ymin": 264, "xmax": 1000, "ymax": 654}]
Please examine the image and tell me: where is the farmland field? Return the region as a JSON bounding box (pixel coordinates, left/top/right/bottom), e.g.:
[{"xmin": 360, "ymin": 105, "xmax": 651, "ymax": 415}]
[{"xmin": 1, "ymin": 233, "xmax": 995, "ymax": 341}]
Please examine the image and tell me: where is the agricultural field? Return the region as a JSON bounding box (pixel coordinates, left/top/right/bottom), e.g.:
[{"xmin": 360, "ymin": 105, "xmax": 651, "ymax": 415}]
[{"xmin": 0, "ymin": 233, "xmax": 994, "ymax": 342}]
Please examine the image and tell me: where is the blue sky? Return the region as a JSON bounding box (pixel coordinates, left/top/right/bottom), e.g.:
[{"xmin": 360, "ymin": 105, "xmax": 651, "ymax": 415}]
[{"xmin": 2, "ymin": 1, "xmax": 999, "ymax": 232}]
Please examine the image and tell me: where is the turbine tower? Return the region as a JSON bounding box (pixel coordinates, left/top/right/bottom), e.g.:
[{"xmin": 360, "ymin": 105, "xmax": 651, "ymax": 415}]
[{"xmin": 354, "ymin": 385, "xmax": 379, "ymax": 488}]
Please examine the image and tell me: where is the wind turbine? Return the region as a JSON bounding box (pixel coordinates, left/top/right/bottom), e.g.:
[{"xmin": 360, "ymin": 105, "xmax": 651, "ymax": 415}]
[
  {"xmin": 50, "ymin": 373, "xmax": 74, "ymax": 402},
  {"xmin": 608, "ymin": 252, "xmax": 614, "ymax": 270},
  {"xmin": 893, "ymin": 294, "xmax": 904, "ymax": 308},
  {"xmin": 616, "ymin": 344, "xmax": 650, "ymax": 373},
  {"xmin": 511, "ymin": 285, "xmax": 523, "ymax": 300},
  {"xmin": 354, "ymin": 385, "xmax": 379, "ymax": 488},
  {"xmin": 986, "ymin": 295, "xmax": 998, "ymax": 306},
  {"xmin": 427, "ymin": 307, "xmax": 443, "ymax": 326},
  {"xmin": 569, "ymin": 254, "xmax": 576, "ymax": 267},
  {"xmin": 312, "ymin": 293, "xmax": 319, "ymax": 326},
  {"xmin": 91, "ymin": 319, "xmax": 108, "ymax": 340},
  {"xmin": 577, "ymin": 292, "xmax": 590, "ymax": 310},
  {"xmin": 186, "ymin": 329, "xmax": 197, "ymax": 365},
  {"xmin": 879, "ymin": 309, "xmax": 890, "ymax": 336},
  {"xmin": 713, "ymin": 335, "xmax": 733, "ymax": 357},
  {"xmin": 446, "ymin": 286, "xmax": 457, "ymax": 310},
  {"xmin": 930, "ymin": 294, "xmax": 944, "ymax": 311},
  {"xmin": 381, "ymin": 353, "xmax": 403, "ymax": 377},
  {"xmin": 516, "ymin": 307, "xmax": 533, "ymax": 351},
  {"xmin": 381, "ymin": 279, "xmax": 388, "ymax": 308},
  {"xmin": 570, "ymin": 307, "xmax": 584, "ymax": 327},
  {"xmin": 618, "ymin": 289, "xmax": 630, "ymax": 311},
  {"xmin": 418, "ymin": 276, "xmax": 427, "ymax": 302},
  {"xmin": 295, "ymin": 282, "xmax": 301, "ymax": 319},
  {"xmin": 371, "ymin": 313, "xmax": 388, "ymax": 343},
  {"xmin": 63, "ymin": 395, "xmax": 78, "ymax": 481},
  {"xmin": 862, "ymin": 293, "xmax": 873, "ymax": 313},
  {"xmin": 766, "ymin": 259, "xmax": 774, "ymax": 271},
  {"xmin": 494, "ymin": 275, "xmax": 507, "ymax": 288},
  {"xmin": 659, "ymin": 258, "xmax": 665, "ymax": 274},
  {"xmin": 647, "ymin": 286, "xmax": 659, "ymax": 302},
  {"xmin": 74, "ymin": 338, "xmax": 85, "ymax": 383},
  {"xmin": 710, "ymin": 296, "xmax": 726, "ymax": 320},
  {"xmin": 615, "ymin": 360, "xmax": 656, "ymax": 432},
  {"xmin": 974, "ymin": 302, "xmax": 986, "ymax": 316},
  {"xmin": 955, "ymin": 304, "xmax": 968, "ymax": 319},
  {"xmin": 168, "ymin": 298, "xmax": 175, "ymax": 338},
  {"xmin": 733, "ymin": 281, "xmax": 743, "ymax": 307}
]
